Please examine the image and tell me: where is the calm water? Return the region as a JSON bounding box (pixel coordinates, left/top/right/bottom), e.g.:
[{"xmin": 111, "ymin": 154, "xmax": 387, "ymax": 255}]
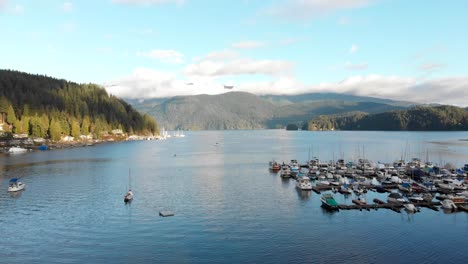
[{"xmin": 1, "ymin": 130, "xmax": 467, "ymax": 264}]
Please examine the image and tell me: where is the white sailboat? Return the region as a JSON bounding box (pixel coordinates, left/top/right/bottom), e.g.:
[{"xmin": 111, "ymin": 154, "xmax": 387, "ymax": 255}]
[{"xmin": 124, "ymin": 169, "xmax": 133, "ymax": 203}]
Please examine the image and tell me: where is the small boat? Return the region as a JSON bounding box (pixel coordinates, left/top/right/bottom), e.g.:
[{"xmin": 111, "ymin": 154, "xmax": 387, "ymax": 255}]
[
  {"xmin": 320, "ymin": 193, "xmax": 339, "ymax": 210},
  {"xmin": 373, "ymin": 198, "xmax": 385, "ymax": 204},
  {"xmin": 353, "ymin": 185, "xmax": 364, "ymax": 196},
  {"xmin": 388, "ymin": 192, "xmax": 406, "ymax": 203},
  {"xmin": 338, "ymin": 183, "xmax": 352, "ymax": 195},
  {"xmin": 280, "ymin": 165, "xmax": 291, "ymax": 178},
  {"xmin": 408, "ymin": 195, "xmax": 425, "ymax": 204},
  {"xmin": 352, "ymin": 198, "xmax": 367, "ymax": 205},
  {"xmin": 296, "ymin": 176, "xmax": 312, "ymax": 190},
  {"xmin": 398, "ymin": 182, "xmax": 412, "ymax": 192},
  {"xmin": 124, "ymin": 189, "xmax": 133, "ymax": 203},
  {"xmin": 8, "ymin": 178, "xmax": 26, "ymax": 192},
  {"xmin": 8, "ymin": 146, "xmax": 28, "ymax": 154},
  {"xmin": 269, "ymin": 161, "xmax": 281, "ymax": 172},
  {"xmin": 441, "ymin": 199, "xmax": 457, "ymax": 210},
  {"xmin": 404, "ymin": 203, "xmax": 418, "ymax": 213},
  {"xmin": 375, "ymin": 186, "xmax": 388, "ymax": 193}
]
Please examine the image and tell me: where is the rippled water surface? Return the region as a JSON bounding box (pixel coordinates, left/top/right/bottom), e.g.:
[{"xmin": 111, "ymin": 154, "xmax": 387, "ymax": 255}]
[{"xmin": 1, "ymin": 130, "xmax": 467, "ymax": 263}]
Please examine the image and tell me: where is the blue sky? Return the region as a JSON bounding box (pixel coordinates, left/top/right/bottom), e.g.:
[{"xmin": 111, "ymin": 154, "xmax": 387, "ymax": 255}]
[{"xmin": 1, "ymin": 0, "xmax": 467, "ymax": 104}]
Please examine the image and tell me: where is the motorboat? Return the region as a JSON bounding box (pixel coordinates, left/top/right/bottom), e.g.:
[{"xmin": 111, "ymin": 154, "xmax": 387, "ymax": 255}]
[
  {"xmin": 387, "ymin": 192, "xmax": 406, "ymax": 203},
  {"xmin": 280, "ymin": 165, "xmax": 291, "ymax": 178},
  {"xmin": 8, "ymin": 146, "xmax": 28, "ymax": 154},
  {"xmin": 338, "ymin": 183, "xmax": 352, "ymax": 195},
  {"xmin": 320, "ymin": 193, "xmax": 339, "ymax": 210},
  {"xmin": 8, "ymin": 178, "xmax": 26, "ymax": 192},
  {"xmin": 352, "ymin": 198, "xmax": 367, "ymax": 205},
  {"xmin": 124, "ymin": 190, "xmax": 133, "ymax": 203},
  {"xmin": 456, "ymin": 190, "xmax": 468, "ymax": 198},
  {"xmin": 398, "ymin": 182, "xmax": 412, "ymax": 192},
  {"xmin": 408, "ymin": 195, "xmax": 425, "ymax": 204},
  {"xmin": 269, "ymin": 161, "xmax": 281, "ymax": 172},
  {"xmin": 296, "ymin": 176, "xmax": 312, "ymax": 190},
  {"xmin": 404, "ymin": 203, "xmax": 418, "ymax": 213},
  {"xmin": 441, "ymin": 199, "xmax": 457, "ymax": 210}
]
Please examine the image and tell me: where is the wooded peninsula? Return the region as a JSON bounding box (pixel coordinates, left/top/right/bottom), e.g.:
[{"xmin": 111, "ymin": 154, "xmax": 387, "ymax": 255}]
[{"xmin": 0, "ymin": 70, "xmax": 158, "ymax": 141}]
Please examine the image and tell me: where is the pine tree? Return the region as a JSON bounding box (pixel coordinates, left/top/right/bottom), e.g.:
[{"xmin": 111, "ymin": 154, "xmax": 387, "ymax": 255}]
[{"xmin": 7, "ymin": 104, "xmax": 17, "ymax": 124}]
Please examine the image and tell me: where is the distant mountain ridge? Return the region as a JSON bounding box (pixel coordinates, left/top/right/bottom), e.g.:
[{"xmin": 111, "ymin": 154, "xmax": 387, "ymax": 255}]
[
  {"xmin": 130, "ymin": 92, "xmax": 412, "ymax": 130},
  {"xmin": 306, "ymin": 105, "xmax": 468, "ymax": 131}
]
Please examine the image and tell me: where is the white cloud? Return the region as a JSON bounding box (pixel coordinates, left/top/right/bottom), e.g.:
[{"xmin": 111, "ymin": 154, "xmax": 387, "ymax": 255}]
[
  {"xmin": 106, "ymin": 67, "xmax": 468, "ymax": 106},
  {"xmin": 349, "ymin": 44, "xmax": 358, "ymax": 54},
  {"xmin": 232, "ymin": 41, "xmax": 265, "ymax": 49},
  {"xmin": 185, "ymin": 58, "xmax": 294, "ymax": 77},
  {"xmin": 112, "ymin": 0, "xmax": 184, "ymax": 6},
  {"xmin": 137, "ymin": 49, "xmax": 184, "ymax": 64},
  {"xmin": 105, "ymin": 68, "xmax": 223, "ymax": 99},
  {"xmin": 61, "ymin": 2, "xmax": 73, "ymax": 12},
  {"xmin": 267, "ymin": 0, "xmax": 372, "ymax": 20}
]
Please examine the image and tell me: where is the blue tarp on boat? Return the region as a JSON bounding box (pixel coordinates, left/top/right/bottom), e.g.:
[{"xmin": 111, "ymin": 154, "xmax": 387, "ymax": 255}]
[
  {"xmin": 9, "ymin": 178, "xmax": 19, "ymax": 183},
  {"xmin": 38, "ymin": 145, "xmax": 48, "ymax": 151}
]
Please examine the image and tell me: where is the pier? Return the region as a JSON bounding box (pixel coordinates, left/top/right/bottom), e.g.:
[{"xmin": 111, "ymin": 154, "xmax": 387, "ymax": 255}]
[{"xmin": 337, "ymin": 201, "xmax": 441, "ymax": 212}]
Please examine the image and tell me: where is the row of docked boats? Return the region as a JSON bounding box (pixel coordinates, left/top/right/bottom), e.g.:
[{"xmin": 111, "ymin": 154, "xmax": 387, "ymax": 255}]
[{"xmin": 269, "ymin": 158, "xmax": 468, "ymax": 213}]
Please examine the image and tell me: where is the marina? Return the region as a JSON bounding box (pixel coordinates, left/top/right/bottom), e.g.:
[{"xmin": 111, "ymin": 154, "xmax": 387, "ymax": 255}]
[{"xmin": 270, "ymin": 153, "xmax": 468, "ymax": 214}]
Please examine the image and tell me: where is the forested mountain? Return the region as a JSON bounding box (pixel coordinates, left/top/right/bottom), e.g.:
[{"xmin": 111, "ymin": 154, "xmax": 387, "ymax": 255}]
[
  {"xmin": 144, "ymin": 92, "xmax": 277, "ymax": 130},
  {"xmin": 0, "ymin": 70, "xmax": 158, "ymax": 140},
  {"xmin": 131, "ymin": 92, "xmax": 408, "ymax": 130},
  {"xmin": 306, "ymin": 105, "xmax": 468, "ymax": 131}
]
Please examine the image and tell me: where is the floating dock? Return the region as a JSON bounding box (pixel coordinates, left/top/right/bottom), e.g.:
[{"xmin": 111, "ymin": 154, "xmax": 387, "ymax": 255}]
[
  {"xmin": 337, "ymin": 201, "xmax": 441, "ymax": 212},
  {"xmin": 159, "ymin": 211, "xmax": 175, "ymax": 217}
]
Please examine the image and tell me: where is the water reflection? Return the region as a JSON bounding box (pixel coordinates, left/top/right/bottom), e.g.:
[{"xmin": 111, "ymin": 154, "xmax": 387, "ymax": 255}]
[
  {"xmin": 9, "ymin": 190, "xmax": 23, "ymax": 198},
  {"xmin": 296, "ymin": 189, "xmax": 312, "ymax": 200}
]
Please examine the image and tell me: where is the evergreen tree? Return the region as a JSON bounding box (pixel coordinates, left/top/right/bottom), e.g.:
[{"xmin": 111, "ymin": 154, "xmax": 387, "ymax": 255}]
[
  {"xmin": 71, "ymin": 118, "xmax": 81, "ymax": 139},
  {"xmin": 49, "ymin": 119, "xmax": 62, "ymax": 141},
  {"xmin": 7, "ymin": 104, "xmax": 17, "ymax": 124}
]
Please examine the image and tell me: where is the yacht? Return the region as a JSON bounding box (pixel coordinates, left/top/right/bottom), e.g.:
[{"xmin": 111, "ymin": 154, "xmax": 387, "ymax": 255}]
[
  {"xmin": 441, "ymin": 199, "xmax": 457, "ymax": 210},
  {"xmin": 8, "ymin": 178, "xmax": 26, "ymax": 192},
  {"xmin": 388, "ymin": 192, "xmax": 406, "ymax": 203},
  {"xmin": 296, "ymin": 176, "xmax": 312, "ymax": 190},
  {"xmin": 280, "ymin": 165, "xmax": 291, "ymax": 178},
  {"xmin": 320, "ymin": 193, "xmax": 339, "ymax": 210},
  {"xmin": 404, "ymin": 203, "xmax": 417, "ymax": 213}
]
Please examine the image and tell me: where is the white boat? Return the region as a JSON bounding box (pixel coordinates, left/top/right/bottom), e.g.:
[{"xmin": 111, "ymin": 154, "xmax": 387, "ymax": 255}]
[
  {"xmin": 441, "ymin": 199, "xmax": 457, "ymax": 210},
  {"xmin": 388, "ymin": 192, "xmax": 406, "ymax": 203},
  {"xmin": 8, "ymin": 146, "xmax": 28, "ymax": 154},
  {"xmin": 296, "ymin": 176, "xmax": 312, "ymax": 190},
  {"xmin": 404, "ymin": 203, "xmax": 417, "ymax": 213},
  {"xmin": 8, "ymin": 178, "xmax": 26, "ymax": 192},
  {"xmin": 316, "ymin": 180, "xmax": 330, "ymax": 186},
  {"xmin": 124, "ymin": 190, "xmax": 133, "ymax": 203},
  {"xmin": 457, "ymin": 190, "xmax": 468, "ymax": 198},
  {"xmin": 280, "ymin": 165, "xmax": 291, "ymax": 178}
]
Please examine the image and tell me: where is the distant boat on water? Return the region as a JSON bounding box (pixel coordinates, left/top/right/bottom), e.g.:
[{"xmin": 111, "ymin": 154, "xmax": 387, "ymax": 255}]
[
  {"xmin": 8, "ymin": 178, "xmax": 26, "ymax": 192},
  {"xmin": 8, "ymin": 146, "xmax": 28, "ymax": 154}
]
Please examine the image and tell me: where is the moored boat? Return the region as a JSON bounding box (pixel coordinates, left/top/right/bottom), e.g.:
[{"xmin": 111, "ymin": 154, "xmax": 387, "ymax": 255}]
[
  {"xmin": 404, "ymin": 203, "xmax": 418, "ymax": 213},
  {"xmin": 441, "ymin": 199, "xmax": 457, "ymax": 210},
  {"xmin": 296, "ymin": 176, "xmax": 312, "ymax": 190},
  {"xmin": 388, "ymin": 192, "xmax": 406, "ymax": 203},
  {"xmin": 320, "ymin": 193, "xmax": 339, "ymax": 210},
  {"xmin": 269, "ymin": 161, "xmax": 281, "ymax": 172},
  {"xmin": 8, "ymin": 146, "xmax": 28, "ymax": 154},
  {"xmin": 352, "ymin": 198, "xmax": 367, "ymax": 205}
]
